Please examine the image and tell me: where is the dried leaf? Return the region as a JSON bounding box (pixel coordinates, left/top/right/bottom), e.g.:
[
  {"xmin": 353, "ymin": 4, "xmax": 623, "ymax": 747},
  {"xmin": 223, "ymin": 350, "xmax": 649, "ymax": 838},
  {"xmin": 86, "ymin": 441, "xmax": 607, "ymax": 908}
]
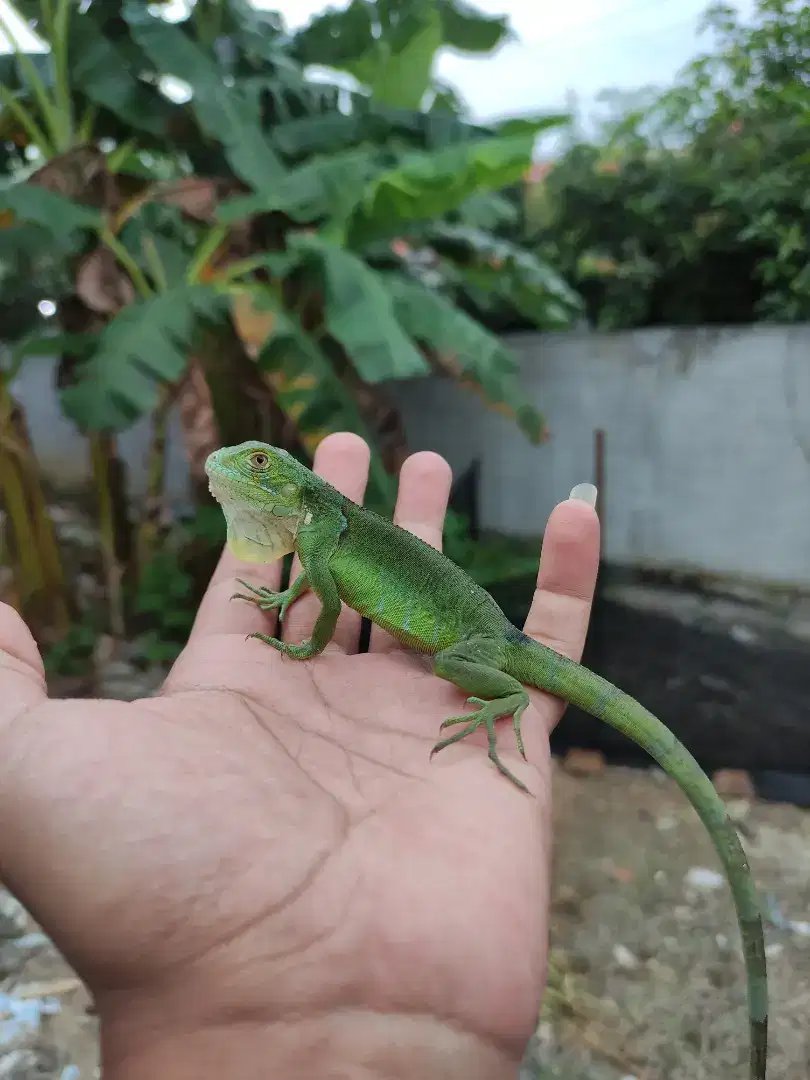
[
  {"xmin": 176, "ymin": 359, "xmax": 220, "ymax": 486},
  {"xmin": 231, "ymin": 290, "xmax": 276, "ymax": 357},
  {"xmin": 28, "ymin": 146, "xmax": 107, "ymax": 199},
  {"xmin": 154, "ymin": 177, "xmax": 226, "ymax": 220},
  {"xmin": 115, "ymin": 177, "xmax": 237, "ymax": 230},
  {"xmin": 76, "ymin": 247, "xmax": 136, "ymax": 314},
  {"xmin": 25, "ymin": 145, "xmax": 146, "ymax": 214}
]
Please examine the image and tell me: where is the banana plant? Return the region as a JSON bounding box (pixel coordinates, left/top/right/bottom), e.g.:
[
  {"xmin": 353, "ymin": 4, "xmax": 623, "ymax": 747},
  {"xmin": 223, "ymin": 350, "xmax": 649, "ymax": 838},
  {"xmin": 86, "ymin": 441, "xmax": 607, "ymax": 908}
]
[{"xmin": 1, "ymin": 0, "xmax": 584, "ymax": 649}]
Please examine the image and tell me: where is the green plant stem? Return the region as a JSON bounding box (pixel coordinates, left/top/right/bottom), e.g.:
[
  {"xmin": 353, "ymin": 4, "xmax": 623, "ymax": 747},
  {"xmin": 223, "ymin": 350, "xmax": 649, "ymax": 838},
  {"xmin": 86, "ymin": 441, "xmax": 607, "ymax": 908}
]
[
  {"xmin": 0, "ymin": 83, "xmax": 54, "ymax": 157},
  {"xmin": 77, "ymin": 103, "xmax": 98, "ymax": 144},
  {"xmin": 142, "ymin": 235, "xmax": 168, "ymax": 293},
  {"xmin": 0, "ymin": 449, "xmax": 42, "ymax": 604},
  {"xmin": 99, "ymin": 226, "xmax": 153, "ymax": 300},
  {"xmin": 0, "ymin": 370, "xmax": 72, "ymax": 638},
  {"xmin": 0, "ymin": 5, "xmax": 63, "ymax": 152},
  {"xmin": 186, "ymin": 225, "xmax": 228, "ymax": 284},
  {"xmin": 193, "ymin": 0, "xmax": 224, "ymax": 50},
  {"xmin": 106, "ymin": 138, "xmax": 136, "ymax": 173},
  {"xmin": 216, "ymin": 252, "xmax": 275, "ymax": 282},
  {"xmin": 51, "ymin": 0, "xmax": 74, "ymax": 148},
  {"xmin": 0, "ymin": 388, "xmax": 43, "ymax": 602}
]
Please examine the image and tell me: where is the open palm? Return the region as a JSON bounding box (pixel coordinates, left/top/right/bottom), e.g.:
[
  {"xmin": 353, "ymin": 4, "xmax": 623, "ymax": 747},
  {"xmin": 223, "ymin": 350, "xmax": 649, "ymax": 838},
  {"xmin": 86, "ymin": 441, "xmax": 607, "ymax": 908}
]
[{"xmin": 0, "ymin": 433, "xmax": 599, "ymax": 1079}]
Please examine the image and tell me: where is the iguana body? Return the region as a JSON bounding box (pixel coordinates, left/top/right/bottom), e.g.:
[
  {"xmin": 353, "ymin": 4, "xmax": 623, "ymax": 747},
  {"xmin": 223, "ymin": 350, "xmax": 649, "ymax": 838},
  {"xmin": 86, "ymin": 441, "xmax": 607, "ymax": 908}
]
[{"xmin": 205, "ymin": 439, "xmax": 768, "ymax": 1079}]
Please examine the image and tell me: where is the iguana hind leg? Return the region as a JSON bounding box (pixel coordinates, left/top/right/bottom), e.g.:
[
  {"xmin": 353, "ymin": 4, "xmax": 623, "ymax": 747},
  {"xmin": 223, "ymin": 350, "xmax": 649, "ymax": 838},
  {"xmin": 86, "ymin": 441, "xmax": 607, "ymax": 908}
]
[{"xmin": 431, "ymin": 637, "xmax": 530, "ymax": 791}]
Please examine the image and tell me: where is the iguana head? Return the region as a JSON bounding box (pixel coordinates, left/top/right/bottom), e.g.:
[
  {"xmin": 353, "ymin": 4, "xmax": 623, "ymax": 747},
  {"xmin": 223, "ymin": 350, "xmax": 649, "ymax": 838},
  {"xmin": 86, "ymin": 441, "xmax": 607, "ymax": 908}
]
[{"xmin": 204, "ymin": 441, "xmax": 305, "ymax": 564}]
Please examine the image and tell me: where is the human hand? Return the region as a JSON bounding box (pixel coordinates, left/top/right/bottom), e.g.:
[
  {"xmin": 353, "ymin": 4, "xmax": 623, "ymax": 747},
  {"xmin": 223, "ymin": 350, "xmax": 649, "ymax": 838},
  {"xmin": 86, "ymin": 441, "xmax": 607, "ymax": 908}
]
[{"xmin": 0, "ymin": 433, "xmax": 599, "ymax": 1080}]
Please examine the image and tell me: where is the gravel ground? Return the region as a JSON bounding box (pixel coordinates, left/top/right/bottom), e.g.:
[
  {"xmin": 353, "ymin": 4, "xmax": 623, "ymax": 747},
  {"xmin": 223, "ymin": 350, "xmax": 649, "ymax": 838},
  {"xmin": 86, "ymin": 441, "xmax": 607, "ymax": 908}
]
[{"xmin": 2, "ymin": 764, "xmax": 808, "ymax": 1079}]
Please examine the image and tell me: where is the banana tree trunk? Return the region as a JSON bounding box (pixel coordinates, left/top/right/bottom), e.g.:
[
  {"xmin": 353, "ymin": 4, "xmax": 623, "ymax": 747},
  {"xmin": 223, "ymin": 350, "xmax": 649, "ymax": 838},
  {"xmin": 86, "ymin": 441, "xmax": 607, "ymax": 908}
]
[{"xmin": 0, "ymin": 372, "xmax": 73, "ymax": 641}]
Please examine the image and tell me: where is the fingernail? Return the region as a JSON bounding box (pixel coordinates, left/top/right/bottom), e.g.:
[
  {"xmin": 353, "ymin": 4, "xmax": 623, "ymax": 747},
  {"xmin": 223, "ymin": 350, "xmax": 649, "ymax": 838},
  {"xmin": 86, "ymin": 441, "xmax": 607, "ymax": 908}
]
[{"xmin": 569, "ymin": 483, "xmax": 598, "ymax": 508}]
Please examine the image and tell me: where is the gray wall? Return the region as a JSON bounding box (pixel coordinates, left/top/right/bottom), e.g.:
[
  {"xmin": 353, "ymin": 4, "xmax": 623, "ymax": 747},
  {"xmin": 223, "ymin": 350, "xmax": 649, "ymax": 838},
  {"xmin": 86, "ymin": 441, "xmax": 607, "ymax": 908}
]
[
  {"xmin": 393, "ymin": 325, "xmax": 810, "ymax": 588},
  {"xmin": 10, "ymin": 324, "xmax": 810, "ymax": 588},
  {"xmin": 11, "ymin": 356, "xmax": 192, "ymax": 504}
]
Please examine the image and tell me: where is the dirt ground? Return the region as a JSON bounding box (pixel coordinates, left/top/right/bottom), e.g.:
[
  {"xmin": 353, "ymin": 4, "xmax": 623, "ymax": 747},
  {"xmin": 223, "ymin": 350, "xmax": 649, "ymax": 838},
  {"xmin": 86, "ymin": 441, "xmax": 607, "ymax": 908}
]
[
  {"xmin": 2, "ymin": 764, "xmax": 809, "ymax": 1080},
  {"xmin": 528, "ymin": 764, "xmax": 810, "ymax": 1080}
]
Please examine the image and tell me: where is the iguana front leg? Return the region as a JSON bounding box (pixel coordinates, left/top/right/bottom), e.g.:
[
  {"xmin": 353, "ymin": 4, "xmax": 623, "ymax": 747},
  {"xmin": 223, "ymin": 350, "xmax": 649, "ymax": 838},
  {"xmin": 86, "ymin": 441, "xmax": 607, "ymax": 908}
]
[
  {"xmin": 238, "ymin": 513, "xmax": 344, "ymax": 659},
  {"xmin": 431, "ymin": 637, "xmax": 531, "ymax": 792},
  {"xmin": 232, "ymin": 571, "xmax": 310, "ymax": 621}
]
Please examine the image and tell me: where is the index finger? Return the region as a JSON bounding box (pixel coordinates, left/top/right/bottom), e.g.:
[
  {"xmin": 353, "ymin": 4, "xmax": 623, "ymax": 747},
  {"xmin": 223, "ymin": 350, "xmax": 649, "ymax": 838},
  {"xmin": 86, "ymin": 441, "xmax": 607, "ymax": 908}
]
[{"xmin": 369, "ymin": 449, "xmax": 452, "ymax": 652}]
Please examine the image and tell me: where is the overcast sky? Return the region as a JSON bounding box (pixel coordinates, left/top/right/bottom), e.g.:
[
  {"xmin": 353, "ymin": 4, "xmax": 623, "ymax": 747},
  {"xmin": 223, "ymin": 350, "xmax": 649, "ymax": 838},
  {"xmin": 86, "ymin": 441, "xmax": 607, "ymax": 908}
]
[{"xmin": 2, "ymin": 0, "xmax": 755, "ymax": 124}]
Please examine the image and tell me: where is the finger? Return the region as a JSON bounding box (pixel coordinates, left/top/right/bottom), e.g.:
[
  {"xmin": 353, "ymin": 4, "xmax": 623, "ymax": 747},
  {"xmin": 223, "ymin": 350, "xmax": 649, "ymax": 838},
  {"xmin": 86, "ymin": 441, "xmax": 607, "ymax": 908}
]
[
  {"xmin": 188, "ymin": 526, "xmax": 287, "ymax": 643},
  {"xmin": 281, "ymin": 432, "xmax": 371, "ymax": 653},
  {"xmin": 524, "ymin": 485, "xmax": 600, "ymax": 730},
  {"xmin": 369, "ymin": 451, "xmax": 453, "ymax": 652},
  {"xmin": 0, "ymin": 603, "xmax": 48, "ymax": 726}
]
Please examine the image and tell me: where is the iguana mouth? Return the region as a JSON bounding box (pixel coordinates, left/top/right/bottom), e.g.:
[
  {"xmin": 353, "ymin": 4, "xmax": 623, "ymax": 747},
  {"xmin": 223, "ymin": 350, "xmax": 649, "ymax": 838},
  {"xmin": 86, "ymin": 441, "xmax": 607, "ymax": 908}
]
[{"xmin": 204, "ymin": 448, "xmax": 243, "ymax": 503}]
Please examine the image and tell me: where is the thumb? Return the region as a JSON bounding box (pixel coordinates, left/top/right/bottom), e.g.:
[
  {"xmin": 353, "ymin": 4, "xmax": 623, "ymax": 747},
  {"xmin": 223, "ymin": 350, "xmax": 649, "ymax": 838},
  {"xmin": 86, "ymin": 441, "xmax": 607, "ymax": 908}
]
[{"xmin": 0, "ymin": 603, "xmax": 48, "ymax": 724}]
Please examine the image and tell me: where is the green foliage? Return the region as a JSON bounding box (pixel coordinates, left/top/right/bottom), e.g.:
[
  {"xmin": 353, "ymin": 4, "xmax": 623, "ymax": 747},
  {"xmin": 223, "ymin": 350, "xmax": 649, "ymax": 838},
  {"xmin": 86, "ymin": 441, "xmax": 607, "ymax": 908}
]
[
  {"xmin": 124, "ymin": 9, "xmax": 289, "ymax": 188},
  {"xmin": 252, "ymin": 287, "xmax": 398, "ymax": 502},
  {"xmin": 43, "ymin": 619, "xmax": 98, "ymax": 677},
  {"xmin": 443, "ymin": 517, "xmax": 540, "ymax": 589},
  {"xmin": 132, "ymin": 505, "xmax": 226, "ymax": 666},
  {"xmin": 427, "ymin": 223, "xmax": 583, "ymax": 328},
  {"xmin": 132, "ymin": 550, "xmax": 196, "ymax": 666},
  {"xmin": 0, "ymin": 185, "xmax": 101, "ymax": 235},
  {"xmin": 292, "ymin": 234, "xmax": 432, "ymax": 380},
  {"xmin": 289, "ymin": 0, "xmax": 510, "ymax": 111},
  {"xmin": 533, "ymin": 143, "xmax": 767, "ymax": 330},
  {"xmin": 678, "ymin": 0, "xmax": 810, "ymax": 322},
  {"xmin": 384, "ymin": 274, "xmax": 544, "ymax": 441},
  {"xmin": 529, "ymin": 0, "xmax": 810, "ymax": 329},
  {"xmin": 218, "ymin": 148, "xmax": 380, "ymax": 223},
  {"xmin": 0, "ymin": 0, "xmax": 584, "ymax": 658},
  {"xmin": 60, "ymin": 285, "xmax": 226, "ymax": 431},
  {"xmin": 67, "ymin": 9, "xmax": 175, "ymax": 138},
  {"xmin": 2, "ymin": 0, "xmax": 578, "ymax": 462},
  {"xmin": 350, "ymin": 131, "xmax": 550, "ymax": 242}
]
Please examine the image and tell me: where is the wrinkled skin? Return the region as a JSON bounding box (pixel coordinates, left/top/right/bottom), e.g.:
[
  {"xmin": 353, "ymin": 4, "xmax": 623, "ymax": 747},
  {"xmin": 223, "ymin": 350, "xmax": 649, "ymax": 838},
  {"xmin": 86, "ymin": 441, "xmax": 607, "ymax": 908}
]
[{"xmin": 0, "ymin": 433, "xmax": 599, "ymax": 1080}]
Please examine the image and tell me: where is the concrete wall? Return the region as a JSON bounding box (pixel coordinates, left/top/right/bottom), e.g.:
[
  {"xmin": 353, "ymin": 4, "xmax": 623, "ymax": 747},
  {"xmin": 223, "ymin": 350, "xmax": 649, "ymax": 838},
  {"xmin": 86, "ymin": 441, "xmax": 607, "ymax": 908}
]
[
  {"xmin": 392, "ymin": 324, "xmax": 810, "ymax": 588},
  {"xmin": 10, "ymin": 356, "xmax": 192, "ymax": 505},
  {"xmin": 10, "ymin": 324, "xmax": 810, "ymax": 588}
]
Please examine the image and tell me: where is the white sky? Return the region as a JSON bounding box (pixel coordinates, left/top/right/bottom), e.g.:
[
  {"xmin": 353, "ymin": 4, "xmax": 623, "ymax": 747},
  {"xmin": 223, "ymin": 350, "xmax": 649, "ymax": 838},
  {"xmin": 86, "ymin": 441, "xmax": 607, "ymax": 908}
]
[{"xmin": 1, "ymin": 0, "xmax": 755, "ymax": 125}]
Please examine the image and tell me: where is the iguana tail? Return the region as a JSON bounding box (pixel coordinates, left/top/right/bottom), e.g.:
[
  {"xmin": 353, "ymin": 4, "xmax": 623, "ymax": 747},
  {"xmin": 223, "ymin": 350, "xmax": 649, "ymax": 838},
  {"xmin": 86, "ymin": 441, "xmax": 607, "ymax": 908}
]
[{"xmin": 511, "ymin": 636, "xmax": 768, "ymax": 1080}]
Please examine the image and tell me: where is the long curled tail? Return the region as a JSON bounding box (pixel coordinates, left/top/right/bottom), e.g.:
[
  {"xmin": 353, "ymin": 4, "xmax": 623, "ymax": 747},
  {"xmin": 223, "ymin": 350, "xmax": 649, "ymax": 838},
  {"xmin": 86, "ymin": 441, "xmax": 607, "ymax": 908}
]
[{"xmin": 514, "ymin": 637, "xmax": 768, "ymax": 1080}]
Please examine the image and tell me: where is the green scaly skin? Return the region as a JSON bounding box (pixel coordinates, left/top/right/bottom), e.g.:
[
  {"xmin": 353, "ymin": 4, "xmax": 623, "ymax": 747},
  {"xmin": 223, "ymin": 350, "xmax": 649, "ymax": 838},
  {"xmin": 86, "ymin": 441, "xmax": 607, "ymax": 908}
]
[{"xmin": 205, "ymin": 439, "xmax": 768, "ymax": 1080}]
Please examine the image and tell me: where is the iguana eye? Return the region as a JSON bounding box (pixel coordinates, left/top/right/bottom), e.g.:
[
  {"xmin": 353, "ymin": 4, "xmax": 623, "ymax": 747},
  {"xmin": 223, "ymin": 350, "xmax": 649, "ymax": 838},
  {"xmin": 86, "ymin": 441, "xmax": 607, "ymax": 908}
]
[{"xmin": 249, "ymin": 451, "xmax": 270, "ymax": 469}]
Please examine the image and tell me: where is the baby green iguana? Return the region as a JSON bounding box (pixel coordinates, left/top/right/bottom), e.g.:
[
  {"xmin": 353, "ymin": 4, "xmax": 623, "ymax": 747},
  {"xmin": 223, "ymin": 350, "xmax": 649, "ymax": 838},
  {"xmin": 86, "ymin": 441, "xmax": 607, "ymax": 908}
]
[{"xmin": 205, "ymin": 439, "xmax": 768, "ymax": 1080}]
